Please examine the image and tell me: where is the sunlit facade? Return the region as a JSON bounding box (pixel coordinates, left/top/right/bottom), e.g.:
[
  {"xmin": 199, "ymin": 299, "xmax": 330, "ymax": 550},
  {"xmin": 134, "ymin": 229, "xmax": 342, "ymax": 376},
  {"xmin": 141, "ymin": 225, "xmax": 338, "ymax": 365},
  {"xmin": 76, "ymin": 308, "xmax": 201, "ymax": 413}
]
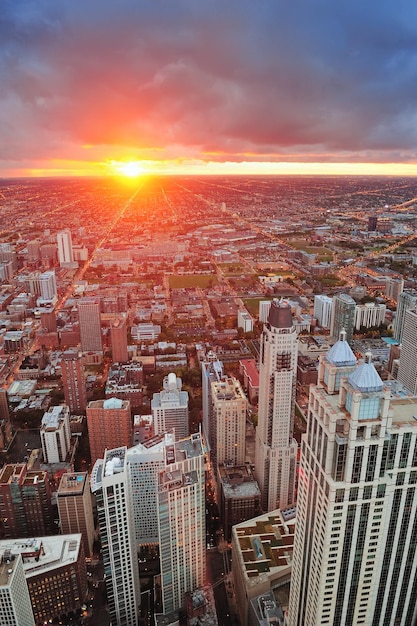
[
  {"xmin": 255, "ymin": 299, "xmax": 298, "ymax": 512},
  {"xmin": 288, "ymin": 337, "xmax": 417, "ymax": 626}
]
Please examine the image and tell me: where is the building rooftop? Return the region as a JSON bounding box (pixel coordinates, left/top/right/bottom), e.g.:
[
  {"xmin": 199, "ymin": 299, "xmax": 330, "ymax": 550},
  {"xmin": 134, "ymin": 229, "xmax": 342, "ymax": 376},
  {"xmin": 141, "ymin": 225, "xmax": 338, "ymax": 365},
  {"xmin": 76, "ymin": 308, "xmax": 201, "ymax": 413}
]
[
  {"xmin": 348, "ymin": 353, "xmax": 383, "ymax": 392},
  {"xmin": 57, "ymin": 472, "xmax": 87, "ymax": 495},
  {"xmin": 233, "ymin": 510, "xmax": 295, "ymax": 587},
  {"xmin": 0, "ymin": 534, "xmax": 82, "ymax": 578},
  {"xmin": 267, "ymin": 299, "xmax": 293, "ymax": 329},
  {"xmin": 326, "ymin": 330, "xmax": 356, "ymax": 367}
]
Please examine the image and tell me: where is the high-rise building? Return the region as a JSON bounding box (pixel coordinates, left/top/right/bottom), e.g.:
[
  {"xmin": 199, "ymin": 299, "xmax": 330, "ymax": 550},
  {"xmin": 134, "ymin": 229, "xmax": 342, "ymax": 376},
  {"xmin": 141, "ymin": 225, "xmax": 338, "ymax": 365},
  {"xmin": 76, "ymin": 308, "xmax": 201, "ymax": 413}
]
[
  {"xmin": 330, "ymin": 293, "xmax": 356, "ymax": 345},
  {"xmin": 91, "ymin": 447, "xmax": 140, "ymax": 626},
  {"xmin": 0, "ymin": 551, "xmax": 35, "ymax": 626},
  {"xmin": 288, "ymin": 338, "xmax": 417, "ymax": 626},
  {"xmin": 110, "ymin": 314, "xmax": 128, "ymax": 363},
  {"xmin": 254, "ymin": 299, "xmax": 298, "ymax": 512},
  {"xmin": 39, "ymin": 270, "xmax": 57, "ymax": 301},
  {"xmin": 313, "ymin": 295, "xmax": 333, "ymax": 328},
  {"xmin": 354, "ymin": 301, "xmax": 386, "ymax": 330},
  {"xmin": 157, "ymin": 433, "xmax": 206, "ymax": 614},
  {"xmin": 210, "ymin": 375, "xmax": 247, "ymax": 469},
  {"xmin": 397, "ymin": 307, "xmax": 417, "ymax": 395},
  {"xmin": 40, "ymin": 405, "xmax": 71, "ymax": 464},
  {"xmin": 87, "ymin": 398, "xmax": 132, "ymax": 465},
  {"xmin": 61, "ymin": 350, "xmax": 87, "ymax": 413},
  {"xmin": 201, "ymin": 351, "xmax": 224, "ymax": 453},
  {"xmin": 0, "ymin": 465, "xmax": 53, "ymax": 538},
  {"xmin": 77, "ymin": 298, "xmax": 102, "ymax": 353},
  {"xmin": 127, "ymin": 433, "xmax": 176, "ymax": 546},
  {"xmin": 57, "ymin": 229, "xmax": 74, "ymax": 266},
  {"xmin": 57, "ymin": 472, "xmax": 95, "ymax": 557},
  {"xmin": 151, "ymin": 373, "xmax": 189, "ymax": 440},
  {"xmin": 385, "ymin": 277, "xmax": 404, "ymax": 303},
  {"xmin": 0, "ymin": 535, "xmax": 87, "ymax": 626},
  {"xmin": 393, "ymin": 289, "xmax": 417, "ymax": 343}
]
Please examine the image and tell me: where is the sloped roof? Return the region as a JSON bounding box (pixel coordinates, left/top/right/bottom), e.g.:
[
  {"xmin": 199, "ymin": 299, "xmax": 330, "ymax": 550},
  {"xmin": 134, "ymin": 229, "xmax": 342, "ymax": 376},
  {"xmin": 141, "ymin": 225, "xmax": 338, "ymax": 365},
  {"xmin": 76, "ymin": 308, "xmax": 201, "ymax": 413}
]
[
  {"xmin": 348, "ymin": 353, "xmax": 383, "ymax": 392},
  {"xmin": 326, "ymin": 330, "xmax": 356, "ymax": 367}
]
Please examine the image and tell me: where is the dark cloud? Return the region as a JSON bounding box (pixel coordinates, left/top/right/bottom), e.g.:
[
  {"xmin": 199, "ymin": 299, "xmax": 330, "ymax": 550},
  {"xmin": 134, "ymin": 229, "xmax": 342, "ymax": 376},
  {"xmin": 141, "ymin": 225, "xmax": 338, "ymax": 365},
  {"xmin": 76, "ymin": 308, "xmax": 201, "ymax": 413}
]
[{"xmin": 2, "ymin": 0, "xmax": 417, "ymax": 172}]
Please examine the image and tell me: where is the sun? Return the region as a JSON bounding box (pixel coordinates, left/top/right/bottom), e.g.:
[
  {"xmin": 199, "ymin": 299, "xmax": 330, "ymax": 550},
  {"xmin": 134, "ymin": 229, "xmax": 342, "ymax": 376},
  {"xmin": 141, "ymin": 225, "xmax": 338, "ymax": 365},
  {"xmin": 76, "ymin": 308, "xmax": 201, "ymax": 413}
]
[{"xmin": 109, "ymin": 160, "xmax": 146, "ymax": 178}]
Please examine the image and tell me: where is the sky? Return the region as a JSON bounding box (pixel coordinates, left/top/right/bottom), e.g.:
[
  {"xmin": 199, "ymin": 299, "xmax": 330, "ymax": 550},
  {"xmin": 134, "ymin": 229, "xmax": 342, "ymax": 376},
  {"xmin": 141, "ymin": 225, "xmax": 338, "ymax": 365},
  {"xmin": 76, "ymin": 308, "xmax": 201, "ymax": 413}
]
[{"xmin": 2, "ymin": 0, "xmax": 417, "ymax": 177}]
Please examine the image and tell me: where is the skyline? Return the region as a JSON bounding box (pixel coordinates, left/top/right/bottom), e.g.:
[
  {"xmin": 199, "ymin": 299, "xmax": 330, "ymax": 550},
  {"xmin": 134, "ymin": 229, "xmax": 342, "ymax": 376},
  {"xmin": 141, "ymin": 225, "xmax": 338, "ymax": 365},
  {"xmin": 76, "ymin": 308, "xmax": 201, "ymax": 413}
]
[{"xmin": 2, "ymin": 1, "xmax": 417, "ymax": 178}]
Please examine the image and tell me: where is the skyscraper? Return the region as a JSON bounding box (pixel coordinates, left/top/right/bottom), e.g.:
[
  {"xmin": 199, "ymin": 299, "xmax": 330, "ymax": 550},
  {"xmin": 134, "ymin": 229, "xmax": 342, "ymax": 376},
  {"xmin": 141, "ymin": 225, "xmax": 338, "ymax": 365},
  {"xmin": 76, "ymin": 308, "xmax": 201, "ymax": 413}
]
[
  {"xmin": 210, "ymin": 375, "xmax": 247, "ymax": 469},
  {"xmin": 61, "ymin": 350, "xmax": 87, "ymax": 413},
  {"xmin": 397, "ymin": 307, "xmax": 417, "ymax": 395},
  {"xmin": 254, "ymin": 299, "xmax": 298, "ymax": 512},
  {"xmin": 77, "ymin": 297, "xmax": 102, "ymax": 353},
  {"xmin": 0, "ymin": 465, "xmax": 53, "ymax": 538},
  {"xmin": 57, "ymin": 229, "xmax": 74, "ymax": 266},
  {"xmin": 288, "ymin": 338, "xmax": 417, "ymax": 626},
  {"xmin": 40, "ymin": 405, "xmax": 71, "ymax": 464},
  {"xmin": 0, "ymin": 552, "xmax": 35, "ymax": 626},
  {"xmin": 87, "ymin": 398, "xmax": 132, "ymax": 465},
  {"xmin": 393, "ymin": 290, "xmax": 417, "ymax": 343},
  {"xmin": 151, "ymin": 373, "xmax": 189, "ymax": 440},
  {"xmin": 110, "ymin": 314, "xmax": 128, "ymax": 363},
  {"xmin": 91, "ymin": 447, "xmax": 140, "ymax": 626},
  {"xmin": 313, "ymin": 294, "xmax": 333, "ymax": 328},
  {"xmin": 201, "ymin": 351, "xmax": 223, "ymax": 453},
  {"xmin": 57, "ymin": 472, "xmax": 95, "ymax": 557},
  {"xmin": 330, "ymin": 293, "xmax": 356, "ymax": 345},
  {"xmin": 157, "ymin": 433, "xmax": 206, "ymax": 614}
]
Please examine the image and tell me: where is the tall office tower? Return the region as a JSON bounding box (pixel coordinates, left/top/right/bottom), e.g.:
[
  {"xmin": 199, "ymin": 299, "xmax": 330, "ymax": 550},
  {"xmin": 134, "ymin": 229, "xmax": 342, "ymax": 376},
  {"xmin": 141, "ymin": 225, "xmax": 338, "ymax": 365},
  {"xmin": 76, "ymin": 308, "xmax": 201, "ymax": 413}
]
[
  {"xmin": 259, "ymin": 300, "xmax": 272, "ymax": 323},
  {"xmin": 0, "ymin": 465, "xmax": 53, "ymax": 538},
  {"xmin": 330, "ymin": 293, "xmax": 356, "ymax": 345},
  {"xmin": 393, "ymin": 289, "xmax": 417, "ymax": 343},
  {"xmin": 0, "ymin": 389, "xmax": 11, "ymax": 450},
  {"xmin": 61, "ymin": 350, "xmax": 87, "ymax": 413},
  {"xmin": 0, "ymin": 552, "xmax": 35, "ymax": 626},
  {"xmin": 152, "ymin": 373, "xmax": 189, "ymax": 440},
  {"xmin": 91, "ymin": 447, "xmax": 140, "ymax": 626},
  {"xmin": 157, "ymin": 433, "xmax": 206, "ymax": 614},
  {"xmin": 385, "ymin": 277, "xmax": 404, "ymax": 303},
  {"xmin": 210, "ymin": 376, "xmax": 247, "ymax": 469},
  {"xmin": 57, "ymin": 229, "xmax": 74, "ymax": 266},
  {"xmin": 397, "ymin": 308, "xmax": 417, "ymax": 395},
  {"xmin": 110, "ymin": 314, "xmax": 128, "ymax": 363},
  {"xmin": 127, "ymin": 432, "xmax": 176, "ymax": 546},
  {"xmin": 201, "ymin": 351, "xmax": 223, "ymax": 453},
  {"xmin": 254, "ymin": 299, "xmax": 298, "ymax": 512},
  {"xmin": 87, "ymin": 398, "xmax": 132, "ymax": 465},
  {"xmin": 77, "ymin": 297, "xmax": 102, "ymax": 352},
  {"xmin": 39, "ymin": 270, "xmax": 57, "ymax": 301},
  {"xmin": 57, "ymin": 472, "xmax": 95, "ymax": 557},
  {"xmin": 313, "ymin": 295, "xmax": 333, "ymax": 328},
  {"xmin": 40, "ymin": 405, "xmax": 71, "ymax": 464},
  {"xmin": 288, "ymin": 341, "xmax": 417, "ymax": 626}
]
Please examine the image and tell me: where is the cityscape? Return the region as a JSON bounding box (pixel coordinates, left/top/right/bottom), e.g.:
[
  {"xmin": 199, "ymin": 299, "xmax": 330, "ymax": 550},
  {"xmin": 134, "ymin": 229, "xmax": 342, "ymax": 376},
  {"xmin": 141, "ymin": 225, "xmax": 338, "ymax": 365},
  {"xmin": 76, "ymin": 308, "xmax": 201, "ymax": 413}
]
[
  {"xmin": 3, "ymin": 1, "xmax": 417, "ymax": 625},
  {"xmin": 0, "ymin": 174, "xmax": 416, "ymax": 625}
]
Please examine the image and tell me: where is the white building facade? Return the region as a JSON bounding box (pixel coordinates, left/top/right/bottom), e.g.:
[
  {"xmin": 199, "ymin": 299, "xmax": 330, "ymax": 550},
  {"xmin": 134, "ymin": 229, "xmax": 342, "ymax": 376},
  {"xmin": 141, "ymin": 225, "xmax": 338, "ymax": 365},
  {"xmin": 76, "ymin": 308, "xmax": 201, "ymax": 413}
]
[
  {"xmin": 288, "ymin": 335, "xmax": 417, "ymax": 626},
  {"xmin": 91, "ymin": 447, "xmax": 141, "ymax": 626},
  {"xmin": 210, "ymin": 376, "xmax": 247, "ymax": 468},
  {"xmin": 313, "ymin": 295, "xmax": 333, "ymax": 328},
  {"xmin": 157, "ymin": 433, "xmax": 206, "ymax": 614},
  {"xmin": 57, "ymin": 229, "xmax": 74, "ymax": 266},
  {"xmin": 151, "ymin": 373, "xmax": 189, "ymax": 440},
  {"xmin": 40, "ymin": 405, "xmax": 71, "ymax": 464}
]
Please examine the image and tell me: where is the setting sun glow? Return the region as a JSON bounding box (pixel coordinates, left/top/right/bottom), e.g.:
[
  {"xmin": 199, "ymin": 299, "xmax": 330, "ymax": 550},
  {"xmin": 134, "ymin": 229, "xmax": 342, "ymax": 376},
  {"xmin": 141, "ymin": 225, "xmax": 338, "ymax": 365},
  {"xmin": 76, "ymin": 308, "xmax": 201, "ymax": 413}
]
[{"xmin": 109, "ymin": 160, "xmax": 146, "ymax": 178}]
